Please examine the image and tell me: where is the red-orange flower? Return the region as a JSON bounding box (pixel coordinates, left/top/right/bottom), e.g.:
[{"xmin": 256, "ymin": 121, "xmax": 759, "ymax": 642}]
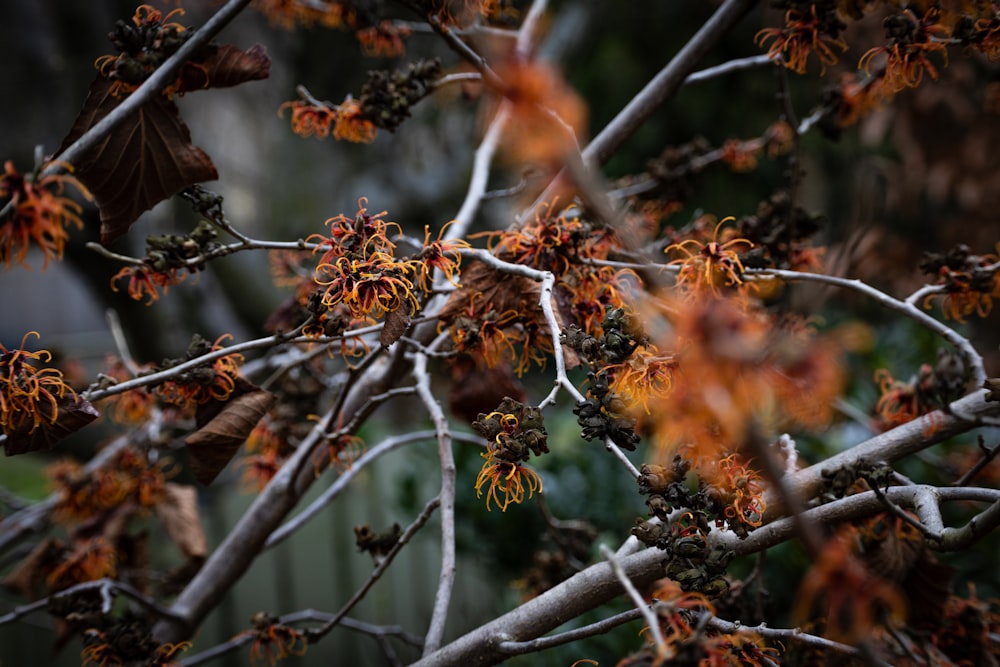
[
  {"xmin": 0, "ymin": 160, "xmax": 89, "ymax": 270},
  {"xmin": 356, "ymin": 20, "xmax": 410, "ymax": 57},
  {"xmin": 794, "ymin": 528, "xmax": 905, "ymax": 643},
  {"xmin": 278, "ymin": 100, "xmax": 337, "ymax": 139},
  {"xmin": 254, "ymin": 0, "xmax": 347, "ymax": 29},
  {"xmin": 155, "ymin": 335, "xmax": 243, "ymax": 409},
  {"xmin": 664, "ymin": 217, "xmax": 754, "ymax": 296},
  {"xmin": 755, "ymin": 6, "xmax": 848, "ymax": 74},
  {"xmin": 240, "ymin": 614, "xmax": 308, "ymax": 667},
  {"xmin": 333, "ymin": 97, "xmax": 377, "ymax": 143},
  {"xmin": 111, "ymin": 264, "xmax": 189, "ymax": 304},
  {"xmin": 0, "ymin": 332, "xmax": 77, "ymax": 437},
  {"xmin": 859, "ymin": 9, "xmax": 949, "ymax": 94}
]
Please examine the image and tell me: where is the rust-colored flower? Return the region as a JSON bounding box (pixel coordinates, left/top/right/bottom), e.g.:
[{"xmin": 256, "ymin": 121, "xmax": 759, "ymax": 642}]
[
  {"xmin": 240, "ymin": 613, "xmax": 308, "ymax": 666},
  {"xmin": 859, "ymin": 8, "xmax": 949, "ymax": 94},
  {"xmin": 278, "ymin": 99, "xmax": 337, "ymax": 139},
  {"xmin": 46, "ymin": 537, "xmax": 118, "ymax": 592},
  {"xmin": 0, "ymin": 160, "xmax": 89, "ymax": 270},
  {"xmin": 492, "ymin": 60, "xmax": 587, "ymax": 165},
  {"xmin": 412, "ymin": 221, "xmax": 470, "ymax": 292},
  {"xmin": 356, "ymin": 20, "xmax": 410, "ymax": 57},
  {"xmin": 111, "ymin": 264, "xmax": 190, "ymax": 304},
  {"xmin": 664, "ymin": 216, "xmax": 754, "ymax": 296},
  {"xmin": 101, "ymin": 354, "xmax": 156, "ymax": 424},
  {"xmin": 155, "ymin": 335, "xmax": 244, "ymax": 409},
  {"xmin": 794, "ymin": 528, "xmax": 906, "ymax": 644},
  {"xmin": 254, "ymin": 0, "xmax": 347, "ymax": 29},
  {"xmin": 0, "ymin": 332, "xmax": 77, "ymax": 437},
  {"xmin": 755, "ymin": 6, "xmax": 848, "ymax": 74},
  {"xmin": 333, "ymin": 97, "xmax": 377, "ymax": 143}
]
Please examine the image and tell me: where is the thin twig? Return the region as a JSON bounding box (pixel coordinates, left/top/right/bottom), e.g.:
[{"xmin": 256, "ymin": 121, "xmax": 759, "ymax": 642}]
[
  {"xmin": 746, "ymin": 268, "xmax": 987, "ymax": 388},
  {"xmin": 265, "ymin": 430, "xmax": 483, "ymax": 550},
  {"xmin": 0, "ymin": 578, "xmax": 187, "ymax": 627},
  {"xmin": 598, "ymin": 545, "xmax": 665, "ymax": 652},
  {"xmin": 497, "ymin": 607, "xmax": 644, "ymax": 654},
  {"xmin": 307, "ymin": 496, "xmax": 442, "ymax": 641}
]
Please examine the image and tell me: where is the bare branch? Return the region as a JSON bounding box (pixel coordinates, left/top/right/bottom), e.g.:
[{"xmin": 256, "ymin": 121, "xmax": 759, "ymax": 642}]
[{"xmin": 413, "ymin": 333, "xmax": 458, "ymax": 655}]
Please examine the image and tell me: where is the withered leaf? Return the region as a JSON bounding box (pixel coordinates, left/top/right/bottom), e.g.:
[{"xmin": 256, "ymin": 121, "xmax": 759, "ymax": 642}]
[
  {"xmin": 185, "ymin": 378, "xmax": 274, "ymax": 485},
  {"xmin": 154, "ymin": 482, "xmax": 208, "ymax": 560},
  {"xmin": 447, "ymin": 354, "xmax": 526, "ymax": 424},
  {"xmin": 438, "ymin": 258, "xmax": 580, "ymax": 367},
  {"xmin": 58, "ymin": 76, "xmax": 219, "ymax": 245},
  {"xmin": 57, "ymin": 44, "xmax": 270, "ymax": 245},
  {"xmin": 438, "ymin": 259, "xmax": 542, "ymax": 322},
  {"xmin": 2, "ymin": 395, "xmax": 99, "ymax": 456},
  {"xmin": 202, "ymin": 44, "xmax": 271, "ymax": 89},
  {"xmin": 380, "ymin": 304, "xmax": 411, "ymax": 349}
]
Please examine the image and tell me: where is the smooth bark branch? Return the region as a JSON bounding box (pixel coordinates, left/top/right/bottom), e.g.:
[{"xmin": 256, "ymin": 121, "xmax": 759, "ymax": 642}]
[
  {"xmin": 582, "ymin": 0, "xmax": 758, "ymax": 168},
  {"xmin": 412, "ymin": 480, "xmax": 1000, "ymax": 665}
]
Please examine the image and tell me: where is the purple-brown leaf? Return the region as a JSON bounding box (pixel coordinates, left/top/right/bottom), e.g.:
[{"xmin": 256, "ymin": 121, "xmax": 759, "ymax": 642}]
[
  {"xmin": 2, "ymin": 395, "xmax": 99, "ymax": 456},
  {"xmin": 185, "ymin": 378, "xmax": 274, "ymax": 485},
  {"xmin": 58, "ymin": 76, "xmax": 219, "ymax": 245}
]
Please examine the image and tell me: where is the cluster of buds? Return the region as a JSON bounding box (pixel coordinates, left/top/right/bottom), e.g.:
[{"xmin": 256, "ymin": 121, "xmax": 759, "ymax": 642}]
[
  {"xmin": 736, "ymin": 190, "xmax": 826, "ymax": 272},
  {"xmin": 562, "ymin": 307, "xmax": 646, "ymax": 366},
  {"xmin": 473, "ymin": 397, "xmax": 548, "ymax": 462},
  {"xmin": 95, "ymin": 5, "xmax": 210, "ymax": 98},
  {"xmin": 573, "ymin": 370, "xmax": 641, "ymax": 451},
  {"xmin": 473, "ymin": 397, "xmax": 547, "ymax": 512},
  {"xmin": 359, "ymin": 59, "xmax": 442, "ymax": 132},
  {"xmin": 632, "ymin": 509, "xmax": 733, "ymax": 598}
]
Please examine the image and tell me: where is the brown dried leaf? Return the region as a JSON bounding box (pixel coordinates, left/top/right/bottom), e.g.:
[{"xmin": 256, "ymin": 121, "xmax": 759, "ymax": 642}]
[
  {"xmin": 155, "ymin": 482, "xmax": 208, "ymax": 559},
  {"xmin": 2, "ymin": 395, "xmax": 99, "ymax": 456},
  {"xmin": 58, "ymin": 76, "xmax": 219, "ymax": 245},
  {"xmin": 186, "ymin": 378, "xmax": 275, "ymax": 485},
  {"xmin": 203, "ymin": 44, "xmax": 271, "ymax": 89},
  {"xmin": 439, "ymin": 259, "xmax": 543, "ymax": 322},
  {"xmin": 380, "ymin": 304, "xmax": 411, "ymax": 349},
  {"xmin": 447, "ymin": 354, "xmax": 526, "ymax": 424}
]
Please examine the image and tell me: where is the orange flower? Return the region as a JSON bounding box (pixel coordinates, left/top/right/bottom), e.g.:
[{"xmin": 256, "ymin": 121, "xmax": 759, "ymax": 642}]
[
  {"xmin": 278, "ymin": 100, "xmax": 337, "ymax": 139},
  {"xmin": 859, "ymin": 9, "xmax": 949, "ymax": 94},
  {"xmin": 794, "ymin": 528, "xmax": 905, "ymax": 643},
  {"xmin": 0, "ymin": 332, "xmax": 76, "ymax": 437},
  {"xmin": 605, "ymin": 346, "xmax": 676, "ymax": 414},
  {"xmin": 755, "ymin": 6, "xmax": 848, "ymax": 74},
  {"xmin": 492, "ymin": 60, "xmax": 587, "ymax": 165},
  {"xmin": 355, "ymin": 20, "xmax": 410, "ymax": 57},
  {"xmin": 643, "ymin": 296, "xmax": 844, "ymax": 462},
  {"xmin": 155, "ymin": 335, "xmax": 243, "ymax": 409},
  {"xmin": 253, "ymin": 0, "xmax": 346, "ymax": 29},
  {"xmin": 333, "ymin": 97, "xmax": 377, "ymax": 143},
  {"xmin": 93, "ymin": 5, "xmax": 202, "ymax": 98},
  {"xmin": 0, "ymin": 160, "xmax": 89, "ymax": 270},
  {"xmin": 111, "ymin": 264, "xmax": 189, "ymax": 304},
  {"xmin": 240, "ymin": 614, "xmax": 309, "ymax": 666},
  {"xmin": 475, "ymin": 454, "xmax": 543, "ymax": 512},
  {"xmin": 664, "ymin": 216, "xmax": 754, "ymax": 296},
  {"xmin": 101, "ymin": 355, "xmax": 156, "ymax": 424}
]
